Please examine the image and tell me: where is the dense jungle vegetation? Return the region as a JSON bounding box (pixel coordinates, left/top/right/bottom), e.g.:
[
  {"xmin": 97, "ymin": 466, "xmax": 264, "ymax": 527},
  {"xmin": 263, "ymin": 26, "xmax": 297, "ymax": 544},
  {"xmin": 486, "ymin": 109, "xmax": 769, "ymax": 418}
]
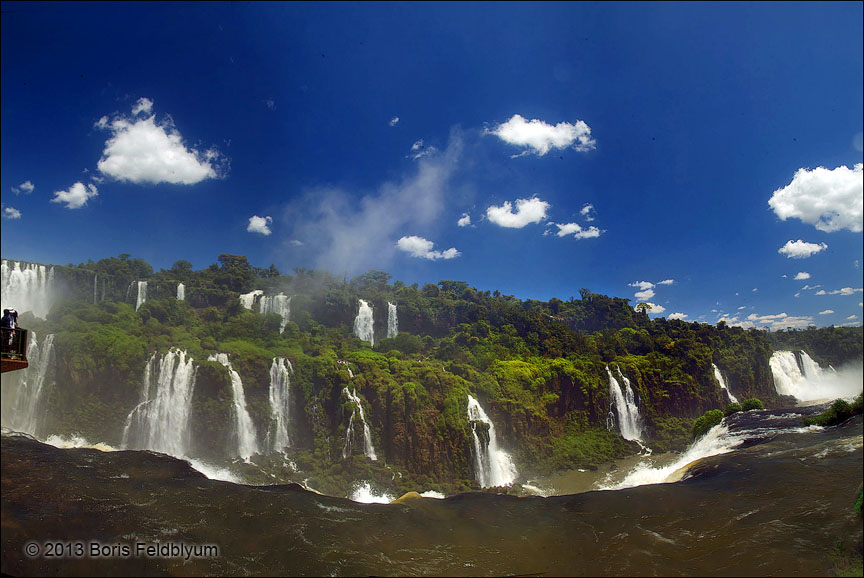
[{"xmin": 12, "ymin": 254, "xmax": 863, "ymax": 496}]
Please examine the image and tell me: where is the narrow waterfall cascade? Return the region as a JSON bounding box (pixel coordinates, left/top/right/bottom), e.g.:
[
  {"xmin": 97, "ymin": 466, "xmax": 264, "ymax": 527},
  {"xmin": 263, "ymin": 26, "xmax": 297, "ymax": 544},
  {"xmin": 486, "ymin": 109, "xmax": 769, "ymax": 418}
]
[
  {"xmin": 387, "ymin": 302, "xmax": 398, "ymax": 339},
  {"xmin": 712, "ymin": 363, "xmax": 739, "ymax": 404},
  {"xmin": 93, "ymin": 274, "xmax": 98, "ymax": 304},
  {"xmin": 267, "ymin": 357, "xmax": 293, "ymax": 453},
  {"xmin": 467, "ymin": 395, "xmax": 517, "ymax": 487},
  {"xmin": 259, "ymin": 293, "xmax": 292, "ymax": 333},
  {"xmin": 353, "ymin": 299, "xmax": 375, "ymax": 346},
  {"xmin": 342, "ymin": 387, "xmax": 377, "ymax": 460},
  {"xmin": 176, "ymin": 283, "xmax": 185, "ymax": 301},
  {"xmin": 208, "ymin": 353, "xmax": 259, "ymax": 460},
  {"xmin": 126, "ymin": 281, "xmax": 148, "ymax": 310},
  {"xmin": 770, "ymin": 350, "xmax": 860, "ymax": 402},
  {"xmin": 0, "ymin": 333, "xmax": 55, "ymax": 436},
  {"xmin": 605, "ymin": 365, "xmax": 644, "ymax": 441},
  {"xmin": 337, "ymin": 360, "xmax": 355, "ymax": 378},
  {"xmin": 0, "ymin": 260, "xmax": 56, "ymax": 319},
  {"xmin": 122, "ymin": 349, "xmax": 197, "ymax": 457},
  {"xmin": 239, "ymin": 289, "xmax": 264, "ymax": 310}
]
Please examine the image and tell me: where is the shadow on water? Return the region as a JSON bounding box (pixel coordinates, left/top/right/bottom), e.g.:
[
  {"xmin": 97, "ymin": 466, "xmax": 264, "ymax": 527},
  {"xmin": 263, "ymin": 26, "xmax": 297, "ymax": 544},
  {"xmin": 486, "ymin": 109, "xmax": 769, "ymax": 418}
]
[{"xmin": 2, "ymin": 413, "xmax": 862, "ymax": 577}]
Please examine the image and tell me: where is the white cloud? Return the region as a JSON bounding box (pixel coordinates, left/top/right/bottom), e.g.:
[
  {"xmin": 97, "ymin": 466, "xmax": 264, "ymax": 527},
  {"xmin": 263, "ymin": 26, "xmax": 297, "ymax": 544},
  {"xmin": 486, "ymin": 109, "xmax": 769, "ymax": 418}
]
[
  {"xmin": 131, "ymin": 97, "xmax": 153, "ymax": 116},
  {"xmin": 768, "ymin": 163, "xmax": 863, "ymax": 232},
  {"xmin": 801, "ymin": 284, "xmax": 822, "ymax": 291},
  {"xmin": 396, "ymin": 235, "xmax": 460, "ymax": 260},
  {"xmin": 487, "ymin": 114, "xmax": 596, "ymax": 157},
  {"xmin": 580, "ymin": 203, "xmax": 595, "ymax": 221},
  {"xmin": 3, "ymin": 207, "xmax": 22, "ymax": 219},
  {"xmin": 815, "ymin": 290, "xmax": 827, "ymax": 295},
  {"xmin": 778, "ymin": 239, "xmax": 828, "ymax": 259},
  {"xmin": 96, "ymin": 98, "xmax": 225, "ymax": 185},
  {"xmin": 51, "ymin": 182, "xmax": 98, "ymax": 209},
  {"xmin": 264, "ymin": 99, "xmax": 276, "ymax": 111},
  {"xmin": 839, "ymin": 321, "xmax": 862, "ymax": 327},
  {"xmin": 794, "ymin": 272, "xmax": 811, "ymax": 280},
  {"xmin": 486, "ymin": 197, "xmax": 550, "ymax": 228},
  {"xmin": 745, "ymin": 312, "xmax": 815, "ymax": 330},
  {"xmin": 668, "ymin": 312, "xmax": 688, "ymax": 320},
  {"xmin": 738, "ymin": 306, "xmax": 747, "ymax": 310},
  {"xmin": 247, "ymin": 215, "xmax": 273, "ymax": 236},
  {"xmin": 408, "ymin": 139, "xmax": 437, "ymax": 160},
  {"xmin": 550, "ymin": 222, "xmax": 602, "ymax": 239},
  {"xmin": 846, "ymin": 315, "xmax": 859, "ymax": 320},
  {"xmin": 457, "ymin": 213, "xmax": 472, "ymax": 227},
  {"xmin": 752, "ymin": 288, "xmax": 758, "ymax": 292},
  {"xmin": 289, "ymin": 239, "xmax": 304, "ymax": 247},
  {"xmin": 657, "ymin": 279, "xmax": 675, "ymax": 286},
  {"xmin": 641, "ymin": 302, "xmax": 665, "ymax": 314},
  {"xmin": 285, "ymin": 132, "xmax": 463, "ymax": 273},
  {"xmin": 11, "ymin": 180, "xmax": 34, "ymax": 195},
  {"xmin": 635, "ymin": 288, "xmax": 655, "ymax": 301},
  {"xmin": 629, "ymin": 281, "xmax": 655, "ymax": 291},
  {"xmin": 827, "ymin": 287, "xmax": 864, "ymax": 296},
  {"xmin": 389, "ymin": 116, "xmax": 400, "ymax": 127},
  {"xmin": 819, "ymin": 310, "xmax": 834, "ymax": 315}
]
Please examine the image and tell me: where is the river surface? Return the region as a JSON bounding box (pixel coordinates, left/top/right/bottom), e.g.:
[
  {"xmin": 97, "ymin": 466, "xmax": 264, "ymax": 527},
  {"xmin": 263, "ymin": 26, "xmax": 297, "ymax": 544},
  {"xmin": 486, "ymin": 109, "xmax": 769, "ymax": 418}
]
[{"xmin": 2, "ymin": 407, "xmax": 862, "ymax": 576}]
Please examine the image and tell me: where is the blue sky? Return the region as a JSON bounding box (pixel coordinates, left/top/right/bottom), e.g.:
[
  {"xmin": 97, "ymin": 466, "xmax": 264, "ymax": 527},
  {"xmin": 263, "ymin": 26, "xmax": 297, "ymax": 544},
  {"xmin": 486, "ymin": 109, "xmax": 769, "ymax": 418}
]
[{"xmin": 2, "ymin": 2, "xmax": 862, "ymax": 329}]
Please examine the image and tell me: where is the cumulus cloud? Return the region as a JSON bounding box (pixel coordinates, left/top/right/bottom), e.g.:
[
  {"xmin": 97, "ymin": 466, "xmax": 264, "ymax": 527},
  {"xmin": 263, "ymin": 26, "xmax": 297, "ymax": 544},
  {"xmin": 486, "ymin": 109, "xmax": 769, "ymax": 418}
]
[
  {"xmin": 3, "ymin": 207, "xmax": 22, "ymax": 219},
  {"xmin": 819, "ymin": 310, "xmax": 835, "ymax": 315},
  {"xmin": 657, "ymin": 279, "xmax": 675, "ymax": 286},
  {"xmin": 641, "ymin": 302, "xmax": 665, "ymax": 314},
  {"xmin": 768, "ymin": 163, "xmax": 863, "ymax": 232},
  {"xmin": 778, "ymin": 239, "xmax": 828, "ymax": 259},
  {"xmin": 550, "ymin": 222, "xmax": 602, "ymax": 239},
  {"xmin": 457, "ymin": 213, "xmax": 472, "ymax": 227},
  {"xmin": 745, "ymin": 312, "xmax": 815, "ymax": 330},
  {"xmin": 580, "ymin": 203, "xmax": 595, "ymax": 221},
  {"xmin": 96, "ymin": 98, "xmax": 225, "ymax": 185},
  {"xmin": 285, "ymin": 131, "xmax": 463, "ymax": 273},
  {"xmin": 51, "ymin": 182, "xmax": 98, "ymax": 209},
  {"xmin": 822, "ymin": 287, "xmax": 864, "ymax": 296},
  {"xmin": 629, "ymin": 281, "xmax": 655, "ymax": 291},
  {"xmin": 11, "ymin": 180, "xmax": 34, "ymax": 195},
  {"xmin": 486, "ymin": 197, "xmax": 550, "ymax": 228},
  {"xmin": 389, "ymin": 116, "xmax": 400, "ymax": 127},
  {"xmin": 396, "ymin": 235, "xmax": 460, "ymax": 260},
  {"xmin": 247, "ymin": 215, "xmax": 273, "ymax": 236},
  {"xmin": 487, "ymin": 114, "xmax": 596, "ymax": 157},
  {"xmin": 846, "ymin": 315, "xmax": 859, "ymax": 320},
  {"xmin": 634, "ymin": 288, "xmax": 655, "ymax": 301},
  {"xmin": 794, "ymin": 272, "xmax": 811, "ymax": 280},
  {"xmin": 668, "ymin": 312, "xmax": 688, "ymax": 320}
]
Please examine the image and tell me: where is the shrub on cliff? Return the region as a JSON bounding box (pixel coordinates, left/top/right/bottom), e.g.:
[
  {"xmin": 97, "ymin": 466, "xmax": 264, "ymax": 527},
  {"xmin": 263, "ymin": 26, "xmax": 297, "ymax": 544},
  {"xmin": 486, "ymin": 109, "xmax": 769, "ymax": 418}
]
[
  {"xmin": 740, "ymin": 398, "xmax": 764, "ymax": 411},
  {"xmin": 692, "ymin": 409, "xmax": 724, "ymax": 439},
  {"xmin": 724, "ymin": 402, "xmax": 742, "ymax": 416},
  {"xmin": 803, "ymin": 395, "xmax": 863, "ymax": 427}
]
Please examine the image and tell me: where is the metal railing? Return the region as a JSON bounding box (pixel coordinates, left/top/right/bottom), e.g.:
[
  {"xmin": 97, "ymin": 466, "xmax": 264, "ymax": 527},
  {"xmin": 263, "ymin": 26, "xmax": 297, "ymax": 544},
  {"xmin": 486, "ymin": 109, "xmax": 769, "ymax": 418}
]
[{"xmin": 1, "ymin": 328, "xmax": 28, "ymax": 359}]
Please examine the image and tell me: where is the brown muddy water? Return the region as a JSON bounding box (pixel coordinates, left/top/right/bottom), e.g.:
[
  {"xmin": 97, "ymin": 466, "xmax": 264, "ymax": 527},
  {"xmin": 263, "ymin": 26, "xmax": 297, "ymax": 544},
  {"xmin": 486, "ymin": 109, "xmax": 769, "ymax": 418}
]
[{"xmin": 2, "ymin": 410, "xmax": 862, "ymax": 577}]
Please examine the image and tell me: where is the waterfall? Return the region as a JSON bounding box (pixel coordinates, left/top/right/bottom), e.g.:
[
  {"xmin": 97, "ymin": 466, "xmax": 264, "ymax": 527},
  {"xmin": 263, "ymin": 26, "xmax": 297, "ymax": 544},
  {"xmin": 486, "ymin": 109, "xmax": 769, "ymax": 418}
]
[
  {"xmin": 267, "ymin": 358, "xmax": 293, "ymax": 453},
  {"xmin": 208, "ymin": 353, "xmax": 259, "ymax": 460},
  {"xmin": 259, "ymin": 293, "xmax": 292, "ymax": 333},
  {"xmin": 239, "ymin": 289, "xmax": 263, "ymax": 310},
  {"xmin": 342, "ymin": 387, "xmax": 377, "ymax": 460},
  {"xmin": 606, "ymin": 365, "xmax": 643, "ymax": 441},
  {"xmin": 353, "ymin": 299, "xmax": 375, "ymax": 346},
  {"xmin": 93, "ymin": 274, "xmax": 98, "ymax": 304},
  {"xmin": 122, "ymin": 349, "xmax": 197, "ymax": 457},
  {"xmin": 0, "ymin": 333, "xmax": 55, "ymax": 436},
  {"xmin": 127, "ymin": 281, "xmax": 147, "ymax": 310},
  {"xmin": 467, "ymin": 395, "xmax": 517, "ymax": 487},
  {"xmin": 713, "ymin": 363, "xmax": 739, "ymax": 404},
  {"xmin": 769, "ymin": 350, "xmax": 857, "ymax": 402},
  {"xmin": 176, "ymin": 283, "xmax": 185, "ymax": 301},
  {"xmin": 387, "ymin": 302, "xmax": 398, "ymax": 339},
  {"xmin": 1, "ymin": 260, "xmax": 56, "ymax": 319}
]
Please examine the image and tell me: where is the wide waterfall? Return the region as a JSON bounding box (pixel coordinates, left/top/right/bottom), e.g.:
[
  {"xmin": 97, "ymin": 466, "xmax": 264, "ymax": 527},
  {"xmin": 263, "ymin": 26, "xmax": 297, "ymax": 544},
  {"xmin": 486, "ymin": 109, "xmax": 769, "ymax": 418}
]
[
  {"xmin": 122, "ymin": 349, "xmax": 197, "ymax": 457},
  {"xmin": 605, "ymin": 365, "xmax": 643, "ymax": 441},
  {"xmin": 176, "ymin": 283, "xmax": 185, "ymax": 301},
  {"xmin": 353, "ymin": 299, "xmax": 375, "ymax": 346},
  {"xmin": 208, "ymin": 353, "xmax": 259, "ymax": 460},
  {"xmin": 467, "ymin": 394, "xmax": 517, "ymax": 487},
  {"xmin": 387, "ymin": 302, "xmax": 398, "ymax": 339},
  {"xmin": 239, "ymin": 289, "xmax": 263, "ymax": 310},
  {"xmin": 770, "ymin": 350, "xmax": 857, "ymax": 402},
  {"xmin": 342, "ymin": 387, "xmax": 377, "ymax": 460},
  {"xmin": 259, "ymin": 293, "xmax": 291, "ymax": 333},
  {"xmin": 0, "ymin": 333, "xmax": 55, "ymax": 436},
  {"xmin": 267, "ymin": 357, "xmax": 293, "ymax": 453},
  {"xmin": 712, "ymin": 363, "xmax": 739, "ymax": 404},
  {"xmin": 1, "ymin": 260, "xmax": 56, "ymax": 319}
]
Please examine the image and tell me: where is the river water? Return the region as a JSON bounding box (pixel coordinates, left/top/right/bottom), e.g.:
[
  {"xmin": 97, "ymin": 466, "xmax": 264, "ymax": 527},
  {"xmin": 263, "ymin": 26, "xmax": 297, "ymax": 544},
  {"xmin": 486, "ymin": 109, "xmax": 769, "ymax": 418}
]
[{"xmin": 2, "ymin": 404, "xmax": 861, "ymax": 577}]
